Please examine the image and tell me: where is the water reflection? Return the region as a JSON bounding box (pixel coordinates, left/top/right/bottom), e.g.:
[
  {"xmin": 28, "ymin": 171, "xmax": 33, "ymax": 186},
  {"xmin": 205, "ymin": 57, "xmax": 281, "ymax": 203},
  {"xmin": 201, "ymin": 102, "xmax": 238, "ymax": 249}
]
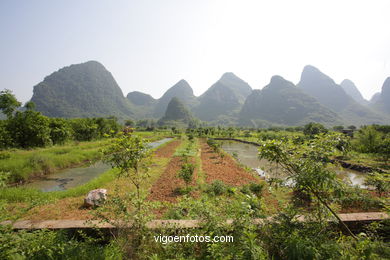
[
  {"xmin": 25, "ymin": 138, "xmax": 173, "ymax": 192},
  {"xmin": 220, "ymin": 141, "xmax": 367, "ymax": 188}
]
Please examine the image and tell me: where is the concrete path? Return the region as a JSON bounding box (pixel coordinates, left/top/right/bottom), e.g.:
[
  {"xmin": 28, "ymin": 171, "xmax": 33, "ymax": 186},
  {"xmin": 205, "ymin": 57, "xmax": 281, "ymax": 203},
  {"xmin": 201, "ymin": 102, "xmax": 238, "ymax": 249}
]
[{"xmin": 1, "ymin": 212, "xmax": 388, "ymax": 230}]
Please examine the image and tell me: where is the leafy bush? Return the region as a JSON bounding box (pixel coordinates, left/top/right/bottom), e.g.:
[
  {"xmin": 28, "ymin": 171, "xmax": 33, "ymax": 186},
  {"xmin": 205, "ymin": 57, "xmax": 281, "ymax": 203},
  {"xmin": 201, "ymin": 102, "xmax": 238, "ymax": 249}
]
[
  {"xmin": 207, "ymin": 180, "xmax": 228, "ymax": 196},
  {"xmin": 303, "ymin": 122, "xmax": 328, "ymax": 137},
  {"xmin": 178, "ymin": 163, "xmax": 195, "ymax": 187},
  {"xmin": 0, "ymin": 227, "xmax": 122, "ymax": 259}
]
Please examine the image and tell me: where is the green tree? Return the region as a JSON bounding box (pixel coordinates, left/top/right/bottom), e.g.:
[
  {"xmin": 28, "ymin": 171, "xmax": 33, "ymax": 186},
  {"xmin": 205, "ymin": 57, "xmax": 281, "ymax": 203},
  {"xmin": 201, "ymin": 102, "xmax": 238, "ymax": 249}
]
[
  {"xmin": 178, "ymin": 163, "xmax": 195, "ymax": 188},
  {"xmin": 24, "ymin": 101, "xmax": 36, "ymax": 111},
  {"xmin": 103, "ymin": 132, "xmax": 151, "ymax": 209},
  {"xmin": 303, "ymin": 122, "xmax": 328, "ymax": 137},
  {"xmin": 8, "ymin": 110, "xmax": 51, "ymax": 148},
  {"xmin": 49, "ymin": 118, "xmax": 72, "ymax": 145},
  {"xmin": 364, "ymin": 172, "xmax": 390, "ymax": 197},
  {"xmin": 69, "ymin": 118, "xmax": 99, "ymax": 141},
  {"xmin": 0, "ymin": 120, "xmax": 12, "ymax": 148},
  {"xmin": 258, "ymin": 133, "xmax": 355, "ymax": 238},
  {"xmin": 353, "ymin": 126, "xmax": 383, "ymax": 153},
  {"xmin": 0, "ymin": 89, "xmax": 21, "ymax": 119},
  {"xmin": 125, "ymin": 119, "xmax": 135, "ymax": 127},
  {"xmin": 332, "ymin": 125, "xmax": 344, "ymax": 131}
]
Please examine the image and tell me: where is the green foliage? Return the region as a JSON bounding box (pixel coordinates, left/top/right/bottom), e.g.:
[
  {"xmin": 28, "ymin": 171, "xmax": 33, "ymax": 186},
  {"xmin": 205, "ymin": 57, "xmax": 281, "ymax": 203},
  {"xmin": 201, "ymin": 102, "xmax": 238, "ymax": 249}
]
[
  {"xmin": 339, "ymin": 185, "xmax": 383, "ymax": 211},
  {"xmin": 103, "ymin": 132, "xmax": 151, "ymax": 211},
  {"xmin": 303, "ymin": 122, "xmax": 328, "ymax": 137},
  {"xmin": 353, "ymin": 126, "xmax": 383, "ymax": 153},
  {"xmin": 7, "ymin": 110, "xmax": 52, "ymax": 148},
  {"xmin": 258, "ymin": 133, "xmax": 355, "ymax": 236},
  {"xmin": 364, "ymin": 172, "xmax": 390, "ymax": 197},
  {"xmin": 0, "ymin": 89, "xmax": 21, "ymax": 119},
  {"xmin": 0, "ymin": 171, "xmax": 10, "ymax": 188},
  {"xmin": 239, "ymin": 76, "xmax": 340, "ymax": 126},
  {"xmin": 0, "ymin": 227, "xmax": 122, "ymax": 259},
  {"xmin": 333, "ymin": 125, "xmax": 344, "ymax": 131},
  {"xmin": 124, "ymin": 119, "xmax": 135, "ymax": 127},
  {"xmin": 49, "ymin": 118, "xmax": 72, "ymax": 145},
  {"xmin": 178, "ymin": 163, "xmax": 195, "ymax": 186},
  {"xmin": 207, "ymin": 180, "xmax": 229, "ymax": 196},
  {"xmin": 30, "ymin": 61, "xmax": 134, "ymax": 119},
  {"xmin": 0, "ymin": 139, "xmax": 109, "ymax": 184}
]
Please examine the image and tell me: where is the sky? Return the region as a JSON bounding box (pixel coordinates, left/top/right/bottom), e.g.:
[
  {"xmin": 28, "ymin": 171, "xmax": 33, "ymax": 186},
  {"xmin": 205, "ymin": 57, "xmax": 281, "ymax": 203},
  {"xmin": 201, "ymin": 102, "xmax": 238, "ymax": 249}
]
[{"xmin": 1, "ymin": 0, "xmax": 390, "ymax": 103}]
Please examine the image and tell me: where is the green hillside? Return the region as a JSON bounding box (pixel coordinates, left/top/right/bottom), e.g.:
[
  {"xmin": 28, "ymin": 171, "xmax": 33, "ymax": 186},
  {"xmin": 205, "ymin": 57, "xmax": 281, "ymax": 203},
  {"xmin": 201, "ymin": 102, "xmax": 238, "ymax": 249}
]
[
  {"xmin": 31, "ymin": 61, "xmax": 134, "ymax": 119},
  {"xmin": 240, "ymin": 76, "xmax": 341, "ymax": 126}
]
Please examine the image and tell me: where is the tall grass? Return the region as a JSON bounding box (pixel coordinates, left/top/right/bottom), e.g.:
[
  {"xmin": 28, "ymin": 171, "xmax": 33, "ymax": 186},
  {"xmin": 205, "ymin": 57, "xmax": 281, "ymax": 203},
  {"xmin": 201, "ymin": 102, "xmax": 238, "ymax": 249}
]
[
  {"xmin": 0, "ymin": 168, "xmax": 119, "ymax": 203},
  {"xmin": 0, "ymin": 139, "xmax": 112, "ymax": 183}
]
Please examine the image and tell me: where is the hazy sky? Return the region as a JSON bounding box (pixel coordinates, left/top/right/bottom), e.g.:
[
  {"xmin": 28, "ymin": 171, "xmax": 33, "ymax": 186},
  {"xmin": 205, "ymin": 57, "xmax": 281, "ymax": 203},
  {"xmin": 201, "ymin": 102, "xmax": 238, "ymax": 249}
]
[{"xmin": 1, "ymin": 0, "xmax": 390, "ymax": 103}]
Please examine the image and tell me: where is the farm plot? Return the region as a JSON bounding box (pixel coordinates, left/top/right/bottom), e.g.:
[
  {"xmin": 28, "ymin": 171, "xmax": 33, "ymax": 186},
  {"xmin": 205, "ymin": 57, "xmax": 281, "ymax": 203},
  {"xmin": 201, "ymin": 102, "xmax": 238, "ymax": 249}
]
[{"xmin": 200, "ymin": 139, "xmax": 258, "ymax": 186}]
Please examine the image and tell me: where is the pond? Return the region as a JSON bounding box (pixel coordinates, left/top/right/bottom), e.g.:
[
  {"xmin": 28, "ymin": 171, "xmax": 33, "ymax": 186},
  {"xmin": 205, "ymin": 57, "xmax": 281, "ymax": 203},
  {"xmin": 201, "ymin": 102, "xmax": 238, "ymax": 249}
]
[
  {"xmin": 25, "ymin": 138, "xmax": 173, "ymax": 192},
  {"xmin": 219, "ymin": 140, "xmax": 367, "ymax": 188}
]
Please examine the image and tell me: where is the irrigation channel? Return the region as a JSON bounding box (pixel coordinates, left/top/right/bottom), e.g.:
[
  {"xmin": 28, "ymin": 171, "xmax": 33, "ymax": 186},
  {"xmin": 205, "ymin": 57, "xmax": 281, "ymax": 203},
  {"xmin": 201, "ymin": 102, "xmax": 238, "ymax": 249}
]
[
  {"xmin": 25, "ymin": 138, "xmax": 173, "ymax": 192},
  {"xmin": 218, "ymin": 140, "xmax": 367, "ymax": 188}
]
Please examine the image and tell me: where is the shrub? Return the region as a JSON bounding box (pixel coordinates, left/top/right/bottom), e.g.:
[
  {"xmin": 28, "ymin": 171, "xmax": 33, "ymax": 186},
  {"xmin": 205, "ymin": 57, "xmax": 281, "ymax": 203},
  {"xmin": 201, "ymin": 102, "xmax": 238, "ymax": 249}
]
[
  {"xmin": 178, "ymin": 163, "xmax": 195, "ymax": 186},
  {"xmin": 207, "ymin": 180, "xmax": 228, "ymax": 196}
]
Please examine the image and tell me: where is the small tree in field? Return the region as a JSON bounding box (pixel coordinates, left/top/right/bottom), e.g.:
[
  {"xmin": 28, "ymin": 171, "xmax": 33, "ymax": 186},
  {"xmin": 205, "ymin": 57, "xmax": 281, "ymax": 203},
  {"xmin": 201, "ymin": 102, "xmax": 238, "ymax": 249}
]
[
  {"xmin": 178, "ymin": 163, "xmax": 195, "ymax": 188},
  {"xmin": 258, "ymin": 133, "xmax": 356, "ymax": 238},
  {"xmin": 103, "ymin": 132, "xmax": 151, "ymax": 211},
  {"xmin": 101, "ymin": 132, "xmax": 152, "ymax": 258}
]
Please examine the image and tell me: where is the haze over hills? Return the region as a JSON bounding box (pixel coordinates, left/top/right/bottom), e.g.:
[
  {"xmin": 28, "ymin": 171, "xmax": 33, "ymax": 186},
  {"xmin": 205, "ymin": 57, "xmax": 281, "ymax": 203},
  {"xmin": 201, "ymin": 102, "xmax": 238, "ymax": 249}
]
[
  {"xmin": 152, "ymin": 79, "xmax": 198, "ymax": 118},
  {"xmin": 28, "ymin": 61, "xmax": 390, "ymax": 126},
  {"xmin": 126, "ymin": 91, "xmax": 156, "ymax": 106},
  {"xmin": 240, "ymin": 76, "xmax": 341, "ymax": 126},
  {"xmin": 340, "ymin": 79, "xmax": 368, "ymax": 105},
  {"xmin": 30, "ymin": 61, "xmax": 134, "ymax": 118},
  {"xmin": 371, "ymin": 77, "xmax": 390, "ymax": 114},
  {"xmin": 298, "ymin": 65, "xmax": 387, "ymax": 125},
  {"xmin": 193, "ymin": 72, "xmax": 252, "ymax": 121},
  {"xmin": 158, "ymin": 97, "xmax": 194, "ymax": 127},
  {"xmin": 370, "ymin": 92, "xmax": 381, "ymax": 103}
]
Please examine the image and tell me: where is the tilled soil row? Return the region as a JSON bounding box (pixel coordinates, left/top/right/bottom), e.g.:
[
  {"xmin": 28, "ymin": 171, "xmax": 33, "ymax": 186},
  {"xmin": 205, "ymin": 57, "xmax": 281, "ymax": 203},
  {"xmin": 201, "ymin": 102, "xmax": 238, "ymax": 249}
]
[
  {"xmin": 147, "ymin": 156, "xmax": 198, "ymax": 203},
  {"xmin": 200, "ymin": 140, "xmax": 258, "ymax": 186},
  {"xmin": 154, "ymin": 140, "xmax": 181, "ymax": 158}
]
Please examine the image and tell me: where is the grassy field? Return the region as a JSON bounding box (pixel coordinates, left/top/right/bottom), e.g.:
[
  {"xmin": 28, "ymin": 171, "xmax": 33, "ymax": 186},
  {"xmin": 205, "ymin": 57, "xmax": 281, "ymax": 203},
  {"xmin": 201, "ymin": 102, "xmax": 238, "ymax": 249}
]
[{"xmin": 1, "ymin": 133, "xmax": 388, "ymax": 259}]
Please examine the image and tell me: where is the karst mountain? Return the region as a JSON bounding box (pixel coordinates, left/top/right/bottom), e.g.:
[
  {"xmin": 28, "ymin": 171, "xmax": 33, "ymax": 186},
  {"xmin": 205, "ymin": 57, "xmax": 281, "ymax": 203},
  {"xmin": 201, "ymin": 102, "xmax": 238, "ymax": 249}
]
[{"xmin": 29, "ymin": 61, "xmax": 390, "ymax": 126}]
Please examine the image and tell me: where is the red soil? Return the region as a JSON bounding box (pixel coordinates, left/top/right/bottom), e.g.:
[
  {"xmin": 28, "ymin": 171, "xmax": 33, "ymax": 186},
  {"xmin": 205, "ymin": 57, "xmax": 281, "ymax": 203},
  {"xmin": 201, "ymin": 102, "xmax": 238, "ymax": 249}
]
[
  {"xmin": 154, "ymin": 140, "xmax": 181, "ymax": 158},
  {"xmin": 147, "ymin": 157, "xmax": 198, "ymax": 203},
  {"xmin": 200, "ymin": 140, "xmax": 258, "ymax": 186}
]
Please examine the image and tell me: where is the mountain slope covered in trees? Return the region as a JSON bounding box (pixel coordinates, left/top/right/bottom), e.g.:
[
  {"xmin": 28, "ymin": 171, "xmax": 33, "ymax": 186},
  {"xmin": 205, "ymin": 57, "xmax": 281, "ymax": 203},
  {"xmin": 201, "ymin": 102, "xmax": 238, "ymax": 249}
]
[
  {"xmin": 158, "ymin": 97, "xmax": 195, "ymax": 127},
  {"xmin": 153, "ymin": 79, "xmax": 198, "ymax": 118},
  {"xmin": 240, "ymin": 76, "xmax": 341, "ymax": 126},
  {"xmin": 298, "ymin": 65, "xmax": 387, "ymax": 125},
  {"xmin": 31, "ymin": 61, "xmax": 134, "ymax": 118},
  {"xmin": 28, "ymin": 61, "xmax": 390, "ymax": 126},
  {"xmin": 193, "ymin": 72, "xmax": 252, "ymax": 122}
]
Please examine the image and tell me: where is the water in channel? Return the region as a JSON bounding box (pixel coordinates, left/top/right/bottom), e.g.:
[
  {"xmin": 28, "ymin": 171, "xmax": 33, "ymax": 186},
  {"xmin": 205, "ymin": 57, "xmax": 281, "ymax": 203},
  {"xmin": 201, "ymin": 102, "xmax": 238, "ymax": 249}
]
[
  {"xmin": 25, "ymin": 138, "xmax": 173, "ymax": 192},
  {"xmin": 219, "ymin": 140, "xmax": 367, "ymax": 188}
]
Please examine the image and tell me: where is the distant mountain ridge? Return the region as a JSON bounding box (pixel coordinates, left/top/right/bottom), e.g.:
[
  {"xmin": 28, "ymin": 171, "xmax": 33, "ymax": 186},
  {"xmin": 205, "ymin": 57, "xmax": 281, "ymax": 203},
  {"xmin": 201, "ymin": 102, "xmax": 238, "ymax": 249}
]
[
  {"xmin": 371, "ymin": 77, "xmax": 390, "ymax": 114},
  {"xmin": 152, "ymin": 79, "xmax": 198, "ymax": 118},
  {"xmin": 29, "ymin": 61, "xmax": 390, "ymax": 126},
  {"xmin": 158, "ymin": 97, "xmax": 194, "ymax": 127},
  {"xmin": 193, "ymin": 72, "xmax": 252, "ymax": 121},
  {"xmin": 298, "ymin": 65, "xmax": 387, "ymax": 125},
  {"xmin": 340, "ymin": 79, "xmax": 368, "ymax": 105},
  {"xmin": 240, "ymin": 76, "xmax": 341, "ymax": 126},
  {"xmin": 31, "ymin": 61, "xmax": 134, "ymax": 118}
]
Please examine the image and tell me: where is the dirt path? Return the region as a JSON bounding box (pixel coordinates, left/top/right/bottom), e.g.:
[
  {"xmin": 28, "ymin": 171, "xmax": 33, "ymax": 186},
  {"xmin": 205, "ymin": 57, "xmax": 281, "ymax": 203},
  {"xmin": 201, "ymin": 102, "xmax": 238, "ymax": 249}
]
[
  {"xmin": 200, "ymin": 140, "xmax": 258, "ymax": 186},
  {"xmin": 154, "ymin": 140, "xmax": 181, "ymax": 158}
]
